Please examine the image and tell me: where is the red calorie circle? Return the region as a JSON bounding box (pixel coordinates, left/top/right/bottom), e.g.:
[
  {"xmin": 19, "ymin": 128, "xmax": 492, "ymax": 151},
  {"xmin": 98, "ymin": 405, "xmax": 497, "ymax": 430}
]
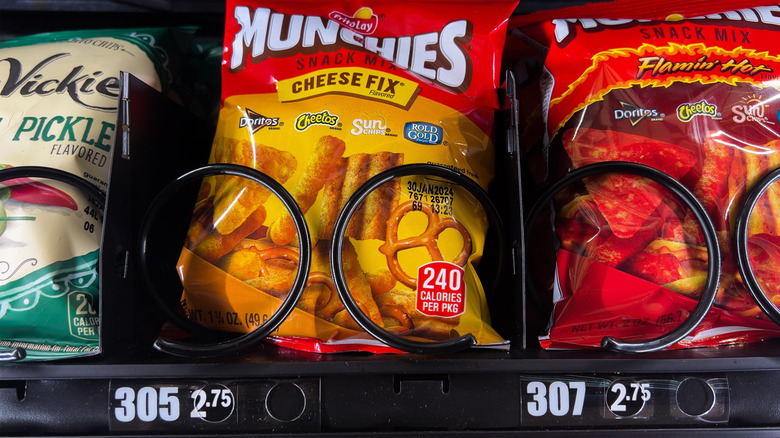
[{"xmin": 416, "ymin": 261, "xmax": 466, "ymax": 318}]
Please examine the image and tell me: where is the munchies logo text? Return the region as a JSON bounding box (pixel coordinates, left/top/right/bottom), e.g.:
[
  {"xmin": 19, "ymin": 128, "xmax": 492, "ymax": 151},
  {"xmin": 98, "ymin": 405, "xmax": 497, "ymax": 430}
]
[{"xmin": 228, "ymin": 6, "xmax": 473, "ymax": 92}]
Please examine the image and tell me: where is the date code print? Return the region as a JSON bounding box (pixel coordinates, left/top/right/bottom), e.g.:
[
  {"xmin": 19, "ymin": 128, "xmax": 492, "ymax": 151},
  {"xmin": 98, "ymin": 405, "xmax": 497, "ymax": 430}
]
[{"xmin": 407, "ymin": 179, "xmax": 454, "ymax": 216}]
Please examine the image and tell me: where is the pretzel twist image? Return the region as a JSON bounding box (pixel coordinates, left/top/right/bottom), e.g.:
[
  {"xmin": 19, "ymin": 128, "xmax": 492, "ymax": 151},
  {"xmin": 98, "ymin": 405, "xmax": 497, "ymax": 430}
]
[
  {"xmin": 305, "ymin": 271, "xmax": 342, "ymax": 321},
  {"xmin": 379, "ymin": 200, "xmax": 472, "ymax": 289},
  {"xmin": 380, "ymin": 305, "xmax": 414, "ymax": 334},
  {"xmin": 255, "ymin": 245, "xmax": 300, "ymax": 277},
  {"xmin": 310, "ymin": 270, "xmax": 381, "ymax": 330}
]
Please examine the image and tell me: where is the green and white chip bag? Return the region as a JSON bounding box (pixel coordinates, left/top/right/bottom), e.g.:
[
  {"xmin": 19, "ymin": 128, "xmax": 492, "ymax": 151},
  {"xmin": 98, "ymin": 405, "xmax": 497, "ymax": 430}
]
[{"xmin": 0, "ymin": 27, "xmax": 193, "ymax": 360}]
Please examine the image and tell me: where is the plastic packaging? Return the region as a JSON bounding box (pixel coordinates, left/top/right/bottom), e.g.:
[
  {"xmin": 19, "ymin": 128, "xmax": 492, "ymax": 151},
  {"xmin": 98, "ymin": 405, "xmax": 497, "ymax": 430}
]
[
  {"xmin": 510, "ymin": 1, "xmax": 780, "ymax": 349},
  {"xmin": 0, "ymin": 27, "xmax": 193, "ymax": 360},
  {"xmin": 177, "ymin": 0, "xmax": 518, "ymax": 353}
]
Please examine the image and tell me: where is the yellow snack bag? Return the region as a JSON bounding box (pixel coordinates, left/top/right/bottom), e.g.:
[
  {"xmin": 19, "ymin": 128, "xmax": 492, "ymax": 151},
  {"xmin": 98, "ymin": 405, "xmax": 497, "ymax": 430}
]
[{"xmin": 177, "ymin": 0, "xmax": 517, "ymax": 353}]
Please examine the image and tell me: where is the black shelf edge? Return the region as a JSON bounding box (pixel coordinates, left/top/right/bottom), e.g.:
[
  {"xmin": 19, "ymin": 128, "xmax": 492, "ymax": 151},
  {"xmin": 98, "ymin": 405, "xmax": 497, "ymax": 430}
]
[{"xmin": 5, "ymin": 341, "xmax": 780, "ymax": 379}]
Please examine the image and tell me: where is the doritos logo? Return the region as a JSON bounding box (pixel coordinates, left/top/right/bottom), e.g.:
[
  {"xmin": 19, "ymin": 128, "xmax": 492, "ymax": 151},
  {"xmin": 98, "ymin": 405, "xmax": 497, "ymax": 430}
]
[
  {"xmin": 614, "ymin": 101, "xmax": 660, "ymax": 127},
  {"xmin": 677, "ymin": 100, "xmax": 719, "ymax": 122},
  {"xmin": 239, "ymin": 108, "xmax": 279, "ymax": 133}
]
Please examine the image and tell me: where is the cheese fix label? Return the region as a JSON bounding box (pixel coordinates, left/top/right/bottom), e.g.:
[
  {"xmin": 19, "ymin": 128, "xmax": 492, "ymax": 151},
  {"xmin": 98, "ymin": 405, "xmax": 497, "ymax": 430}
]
[{"xmin": 277, "ymin": 67, "xmax": 421, "ymax": 108}]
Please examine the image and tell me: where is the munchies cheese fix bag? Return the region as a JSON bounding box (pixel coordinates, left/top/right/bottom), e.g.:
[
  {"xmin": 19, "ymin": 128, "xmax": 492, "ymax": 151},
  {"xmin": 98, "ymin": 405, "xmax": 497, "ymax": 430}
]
[
  {"xmin": 511, "ymin": 1, "xmax": 780, "ymax": 349},
  {"xmin": 177, "ymin": 0, "xmax": 517, "ymax": 352}
]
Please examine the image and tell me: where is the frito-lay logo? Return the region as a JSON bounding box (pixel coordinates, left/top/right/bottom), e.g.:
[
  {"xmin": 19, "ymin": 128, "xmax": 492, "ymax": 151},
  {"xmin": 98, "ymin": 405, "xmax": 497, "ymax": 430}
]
[
  {"xmin": 239, "ymin": 108, "xmax": 280, "ymax": 133},
  {"xmin": 614, "ymin": 101, "xmax": 661, "ymax": 127},
  {"xmin": 328, "ymin": 7, "xmax": 378, "ymax": 36},
  {"xmin": 295, "ymin": 110, "xmax": 339, "ymax": 131},
  {"xmin": 677, "ymin": 100, "xmax": 719, "ymax": 122},
  {"xmin": 228, "ymin": 7, "xmax": 472, "ymax": 92}
]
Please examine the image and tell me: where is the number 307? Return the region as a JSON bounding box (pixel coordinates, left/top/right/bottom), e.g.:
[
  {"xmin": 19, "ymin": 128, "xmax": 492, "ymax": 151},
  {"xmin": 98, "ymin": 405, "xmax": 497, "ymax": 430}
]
[{"xmin": 526, "ymin": 381, "xmax": 586, "ymax": 417}]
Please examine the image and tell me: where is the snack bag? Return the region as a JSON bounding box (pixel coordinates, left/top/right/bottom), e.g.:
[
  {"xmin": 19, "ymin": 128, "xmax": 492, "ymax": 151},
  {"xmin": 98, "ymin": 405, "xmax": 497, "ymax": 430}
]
[
  {"xmin": 177, "ymin": 0, "xmax": 517, "ymax": 353},
  {"xmin": 510, "ymin": 1, "xmax": 780, "ymax": 349},
  {"xmin": 0, "ymin": 27, "xmax": 193, "ymax": 360}
]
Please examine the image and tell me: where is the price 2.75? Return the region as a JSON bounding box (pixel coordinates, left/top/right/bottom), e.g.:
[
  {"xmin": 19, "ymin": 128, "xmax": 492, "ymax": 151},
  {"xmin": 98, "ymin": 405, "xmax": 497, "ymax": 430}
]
[{"xmin": 606, "ymin": 380, "xmax": 651, "ymax": 417}]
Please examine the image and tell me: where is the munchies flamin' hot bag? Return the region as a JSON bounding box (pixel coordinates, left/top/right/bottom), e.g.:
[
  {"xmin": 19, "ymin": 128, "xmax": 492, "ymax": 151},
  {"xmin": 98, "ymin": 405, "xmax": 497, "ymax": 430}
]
[
  {"xmin": 511, "ymin": 1, "xmax": 780, "ymax": 349},
  {"xmin": 177, "ymin": 0, "xmax": 517, "ymax": 352}
]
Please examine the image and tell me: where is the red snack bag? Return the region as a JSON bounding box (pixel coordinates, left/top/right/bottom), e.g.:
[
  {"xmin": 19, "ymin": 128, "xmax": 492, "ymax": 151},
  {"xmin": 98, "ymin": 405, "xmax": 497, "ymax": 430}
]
[{"xmin": 511, "ymin": 1, "xmax": 780, "ymax": 349}]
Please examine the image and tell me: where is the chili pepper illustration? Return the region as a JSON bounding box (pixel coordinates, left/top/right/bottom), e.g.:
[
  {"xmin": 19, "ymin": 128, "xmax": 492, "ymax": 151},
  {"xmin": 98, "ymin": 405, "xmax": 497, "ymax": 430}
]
[{"xmin": 0, "ymin": 165, "xmax": 78, "ymax": 210}]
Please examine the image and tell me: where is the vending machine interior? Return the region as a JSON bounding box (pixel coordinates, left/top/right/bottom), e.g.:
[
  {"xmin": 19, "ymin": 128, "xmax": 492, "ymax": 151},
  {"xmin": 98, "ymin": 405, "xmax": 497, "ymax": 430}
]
[{"xmin": 3, "ymin": 1, "xmax": 780, "ymax": 437}]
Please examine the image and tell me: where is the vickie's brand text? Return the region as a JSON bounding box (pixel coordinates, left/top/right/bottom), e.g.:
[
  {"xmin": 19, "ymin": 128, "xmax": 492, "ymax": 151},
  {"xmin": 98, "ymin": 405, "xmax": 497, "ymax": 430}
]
[
  {"xmin": 228, "ymin": 6, "xmax": 473, "ymax": 91},
  {"xmin": 0, "ymin": 53, "xmax": 120, "ymax": 111}
]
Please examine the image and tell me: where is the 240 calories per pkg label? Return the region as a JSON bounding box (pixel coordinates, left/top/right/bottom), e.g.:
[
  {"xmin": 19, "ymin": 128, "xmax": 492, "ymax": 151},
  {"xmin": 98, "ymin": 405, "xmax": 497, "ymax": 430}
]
[{"xmin": 417, "ymin": 261, "xmax": 466, "ymax": 318}]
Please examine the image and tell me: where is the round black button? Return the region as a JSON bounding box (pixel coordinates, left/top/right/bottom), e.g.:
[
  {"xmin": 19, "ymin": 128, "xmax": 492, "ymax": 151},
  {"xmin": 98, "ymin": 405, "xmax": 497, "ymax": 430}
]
[
  {"xmin": 676, "ymin": 378, "xmax": 716, "ymax": 417},
  {"xmin": 266, "ymin": 382, "xmax": 306, "ymax": 422}
]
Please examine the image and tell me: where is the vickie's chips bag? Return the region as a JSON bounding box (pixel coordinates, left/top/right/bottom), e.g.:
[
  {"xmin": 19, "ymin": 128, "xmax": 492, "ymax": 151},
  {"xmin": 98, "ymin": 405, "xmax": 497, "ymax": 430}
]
[
  {"xmin": 178, "ymin": 0, "xmax": 517, "ymax": 353},
  {"xmin": 511, "ymin": 1, "xmax": 780, "ymax": 349},
  {"xmin": 0, "ymin": 28, "xmax": 192, "ymax": 360}
]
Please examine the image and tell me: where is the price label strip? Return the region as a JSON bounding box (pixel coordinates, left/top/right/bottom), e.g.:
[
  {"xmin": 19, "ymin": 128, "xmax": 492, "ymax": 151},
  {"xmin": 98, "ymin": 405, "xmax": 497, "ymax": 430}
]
[
  {"xmin": 521, "ymin": 375, "xmax": 728, "ymax": 428},
  {"xmin": 108, "ymin": 379, "xmax": 319, "ymax": 433}
]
